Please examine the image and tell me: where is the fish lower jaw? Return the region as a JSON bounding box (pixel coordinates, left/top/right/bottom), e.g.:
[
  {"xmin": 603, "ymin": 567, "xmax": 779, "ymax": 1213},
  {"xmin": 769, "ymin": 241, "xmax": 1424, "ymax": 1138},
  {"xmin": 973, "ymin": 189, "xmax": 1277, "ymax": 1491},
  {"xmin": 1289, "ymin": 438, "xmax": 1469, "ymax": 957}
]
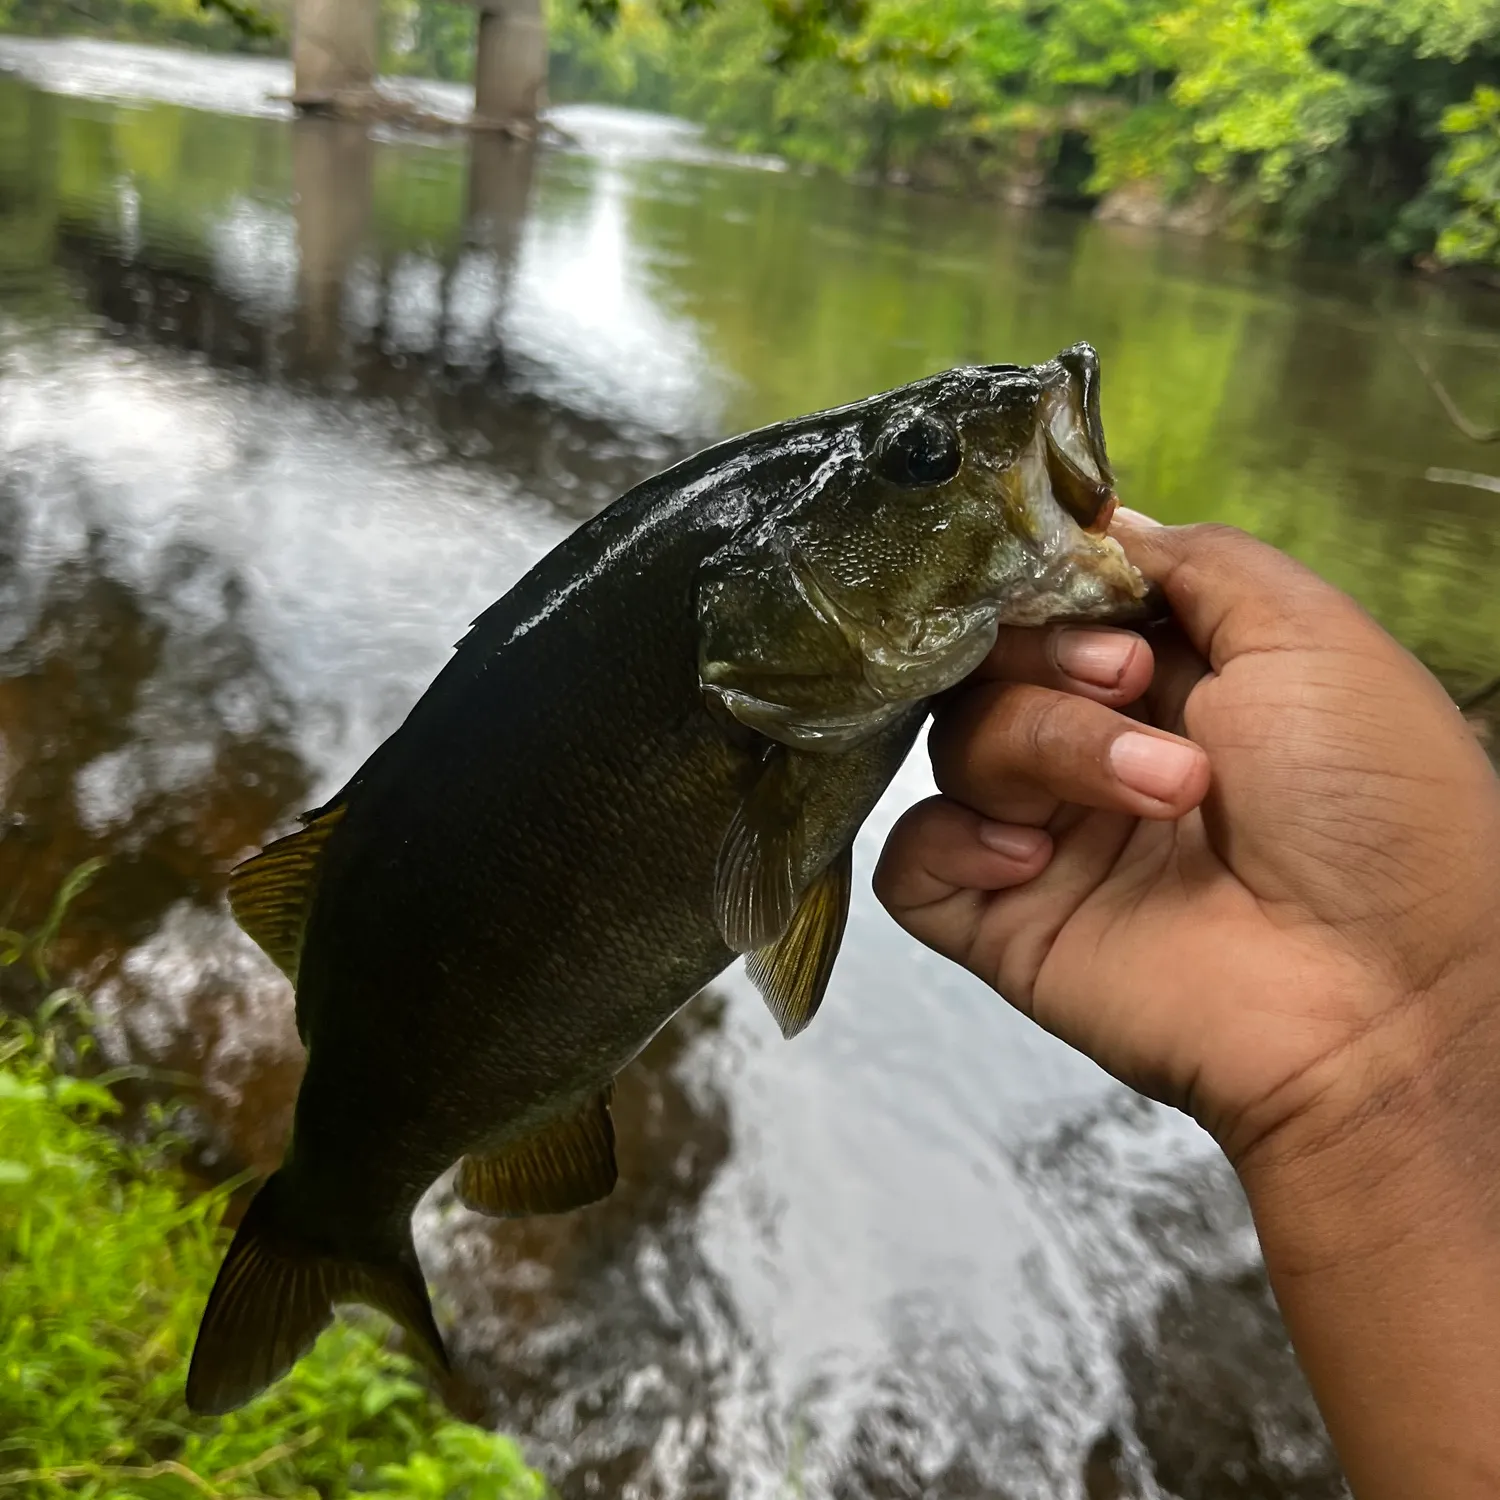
[
  {"xmin": 1006, "ymin": 442, "xmax": 1149, "ymax": 624},
  {"xmin": 990, "ymin": 536, "xmax": 1149, "ymax": 628}
]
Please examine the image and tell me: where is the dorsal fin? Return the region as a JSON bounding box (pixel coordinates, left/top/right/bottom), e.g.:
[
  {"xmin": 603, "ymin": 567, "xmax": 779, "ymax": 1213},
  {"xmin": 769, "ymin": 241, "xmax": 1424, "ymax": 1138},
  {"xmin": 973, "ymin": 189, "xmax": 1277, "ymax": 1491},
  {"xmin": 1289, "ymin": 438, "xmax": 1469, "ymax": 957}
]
[{"xmin": 227, "ymin": 806, "xmax": 347, "ymax": 981}]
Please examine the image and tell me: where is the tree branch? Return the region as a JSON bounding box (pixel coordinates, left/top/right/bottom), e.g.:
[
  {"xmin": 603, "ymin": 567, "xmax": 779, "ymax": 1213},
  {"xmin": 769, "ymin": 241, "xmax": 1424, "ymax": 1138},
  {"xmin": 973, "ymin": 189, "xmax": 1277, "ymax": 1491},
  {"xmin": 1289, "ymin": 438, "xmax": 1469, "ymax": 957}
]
[{"xmin": 1400, "ymin": 331, "xmax": 1499, "ymax": 444}]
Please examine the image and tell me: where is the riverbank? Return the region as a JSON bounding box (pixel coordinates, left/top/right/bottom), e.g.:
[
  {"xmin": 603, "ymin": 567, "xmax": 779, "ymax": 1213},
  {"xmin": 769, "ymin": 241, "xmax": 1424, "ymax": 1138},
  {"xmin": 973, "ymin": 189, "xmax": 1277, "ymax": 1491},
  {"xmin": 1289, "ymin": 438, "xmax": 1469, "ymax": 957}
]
[
  {"xmin": 7, "ymin": 0, "xmax": 1499, "ymax": 272},
  {"xmin": 545, "ymin": 0, "xmax": 1500, "ymax": 273},
  {"xmin": 0, "ymin": 972, "xmax": 547, "ymax": 1499}
]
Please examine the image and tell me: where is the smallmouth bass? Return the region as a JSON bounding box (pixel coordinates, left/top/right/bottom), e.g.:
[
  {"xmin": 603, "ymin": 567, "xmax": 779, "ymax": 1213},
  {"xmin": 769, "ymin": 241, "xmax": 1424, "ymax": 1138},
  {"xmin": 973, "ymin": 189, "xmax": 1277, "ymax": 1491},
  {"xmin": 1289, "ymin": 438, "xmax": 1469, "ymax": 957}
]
[{"xmin": 187, "ymin": 344, "xmax": 1151, "ymax": 1413}]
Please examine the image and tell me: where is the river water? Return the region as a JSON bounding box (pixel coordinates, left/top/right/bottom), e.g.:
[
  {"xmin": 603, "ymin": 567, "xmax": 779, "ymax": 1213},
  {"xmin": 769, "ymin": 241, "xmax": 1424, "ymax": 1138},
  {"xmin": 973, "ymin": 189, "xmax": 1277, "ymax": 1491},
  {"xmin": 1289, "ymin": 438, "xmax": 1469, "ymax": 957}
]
[{"xmin": 2, "ymin": 36, "xmax": 1498, "ymax": 1499}]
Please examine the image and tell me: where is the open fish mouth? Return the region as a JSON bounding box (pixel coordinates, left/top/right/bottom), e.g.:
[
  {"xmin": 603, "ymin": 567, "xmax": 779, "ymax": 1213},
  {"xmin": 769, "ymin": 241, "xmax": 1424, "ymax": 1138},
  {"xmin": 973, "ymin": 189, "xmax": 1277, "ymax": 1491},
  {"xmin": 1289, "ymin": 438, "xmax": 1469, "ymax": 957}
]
[
  {"xmin": 1036, "ymin": 344, "xmax": 1117, "ymax": 535},
  {"xmin": 987, "ymin": 344, "xmax": 1157, "ymax": 628},
  {"xmin": 994, "ymin": 427, "xmax": 1151, "ymax": 628}
]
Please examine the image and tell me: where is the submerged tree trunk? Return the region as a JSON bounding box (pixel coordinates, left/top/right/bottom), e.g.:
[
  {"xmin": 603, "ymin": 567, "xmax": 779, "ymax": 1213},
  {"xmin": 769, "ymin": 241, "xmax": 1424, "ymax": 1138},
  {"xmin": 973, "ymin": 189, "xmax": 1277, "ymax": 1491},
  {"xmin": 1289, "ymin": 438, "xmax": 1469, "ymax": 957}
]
[
  {"xmin": 291, "ymin": 0, "xmax": 378, "ymax": 107},
  {"xmin": 473, "ymin": 0, "xmax": 547, "ymax": 130}
]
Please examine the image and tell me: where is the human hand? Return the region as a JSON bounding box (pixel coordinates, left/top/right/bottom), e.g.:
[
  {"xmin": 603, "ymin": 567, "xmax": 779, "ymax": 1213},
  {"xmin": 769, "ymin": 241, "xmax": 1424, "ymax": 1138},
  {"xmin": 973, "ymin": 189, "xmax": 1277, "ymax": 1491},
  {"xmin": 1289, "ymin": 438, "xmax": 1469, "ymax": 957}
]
[
  {"xmin": 875, "ymin": 516, "xmax": 1500, "ymax": 1499},
  {"xmin": 875, "ymin": 518, "xmax": 1500, "ymax": 1168}
]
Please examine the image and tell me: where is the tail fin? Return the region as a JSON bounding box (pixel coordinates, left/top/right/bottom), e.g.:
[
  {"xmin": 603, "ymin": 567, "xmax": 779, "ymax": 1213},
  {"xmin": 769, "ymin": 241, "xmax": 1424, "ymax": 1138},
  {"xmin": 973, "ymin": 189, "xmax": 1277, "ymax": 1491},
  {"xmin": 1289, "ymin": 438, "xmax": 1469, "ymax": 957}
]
[{"xmin": 185, "ymin": 1171, "xmax": 449, "ymax": 1415}]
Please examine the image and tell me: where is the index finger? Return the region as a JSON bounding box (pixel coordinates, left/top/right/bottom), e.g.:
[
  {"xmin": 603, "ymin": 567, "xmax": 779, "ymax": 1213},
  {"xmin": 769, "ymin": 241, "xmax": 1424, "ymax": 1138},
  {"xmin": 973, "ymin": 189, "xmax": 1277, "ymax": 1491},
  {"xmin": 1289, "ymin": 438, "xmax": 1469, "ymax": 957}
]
[{"xmin": 1109, "ymin": 514, "xmax": 1374, "ymax": 672}]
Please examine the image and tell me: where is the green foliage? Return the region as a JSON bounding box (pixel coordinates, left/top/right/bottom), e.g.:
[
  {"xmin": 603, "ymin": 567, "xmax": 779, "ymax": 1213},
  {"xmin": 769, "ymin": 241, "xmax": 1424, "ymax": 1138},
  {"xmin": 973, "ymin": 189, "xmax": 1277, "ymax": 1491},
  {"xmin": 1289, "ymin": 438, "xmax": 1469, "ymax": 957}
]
[
  {"xmin": 1434, "ymin": 82, "xmax": 1500, "ymax": 265},
  {"xmin": 0, "ymin": 859, "xmax": 105, "ymax": 983},
  {"xmin": 383, "ymin": 0, "xmax": 477, "ymax": 83},
  {"xmin": 0, "ymin": 927, "xmax": 546, "ymax": 1498},
  {"xmin": 0, "ymin": 0, "xmax": 282, "ymax": 52},
  {"xmin": 550, "ymin": 0, "xmax": 1500, "ymax": 263},
  {"xmin": 1160, "ymin": 0, "xmax": 1369, "ymax": 195},
  {"xmin": 198, "ymin": 0, "xmax": 279, "ymax": 41}
]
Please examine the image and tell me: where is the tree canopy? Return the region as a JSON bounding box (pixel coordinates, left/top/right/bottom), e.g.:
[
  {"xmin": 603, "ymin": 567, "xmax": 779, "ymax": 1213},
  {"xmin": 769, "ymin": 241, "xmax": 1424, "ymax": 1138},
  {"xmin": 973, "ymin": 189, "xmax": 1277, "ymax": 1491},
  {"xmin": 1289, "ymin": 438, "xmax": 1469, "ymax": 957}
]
[
  {"xmin": 3, "ymin": 0, "xmax": 1496, "ymax": 266},
  {"xmin": 547, "ymin": 0, "xmax": 1500, "ymax": 266}
]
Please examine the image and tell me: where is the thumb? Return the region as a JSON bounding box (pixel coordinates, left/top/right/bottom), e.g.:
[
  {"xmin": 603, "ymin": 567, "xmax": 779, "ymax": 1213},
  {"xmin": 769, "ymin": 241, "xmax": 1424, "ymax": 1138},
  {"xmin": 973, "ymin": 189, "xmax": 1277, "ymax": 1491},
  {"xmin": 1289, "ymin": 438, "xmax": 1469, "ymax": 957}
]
[{"xmin": 1109, "ymin": 517, "xmax": 1369, "ymax": 672}]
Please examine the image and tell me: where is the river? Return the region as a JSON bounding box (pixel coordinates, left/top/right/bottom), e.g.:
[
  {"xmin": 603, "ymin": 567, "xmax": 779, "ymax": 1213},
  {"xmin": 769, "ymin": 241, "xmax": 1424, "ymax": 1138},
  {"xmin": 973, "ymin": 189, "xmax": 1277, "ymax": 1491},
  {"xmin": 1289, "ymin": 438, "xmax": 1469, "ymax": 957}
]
[{"xmin": 2, "ymin": 35, "xmax": 1498, "ymax": 1500}]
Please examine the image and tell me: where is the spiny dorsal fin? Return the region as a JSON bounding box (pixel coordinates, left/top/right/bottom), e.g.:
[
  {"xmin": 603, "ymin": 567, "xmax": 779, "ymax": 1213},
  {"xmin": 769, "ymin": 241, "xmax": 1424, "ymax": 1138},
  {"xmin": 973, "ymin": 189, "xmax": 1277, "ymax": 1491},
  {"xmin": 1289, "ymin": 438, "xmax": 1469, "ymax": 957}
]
[
  {"xmin": 185, "ymin": 1168, "xmax": 448, "ymax": 1415},
  {"xmin": 714, "ymin": 746, "xmax": 806, "ymax": 953},
  {"xmin": 457, "ymin": 1087, "xmax": 617, "ymax": 1218},
  {"xmin": 745, "ymin": 844, "xmax": 851, "ymax": 1039},
  {"xmin": 227, "ymin": 806, "xmax": 346, "ymax": 981}
]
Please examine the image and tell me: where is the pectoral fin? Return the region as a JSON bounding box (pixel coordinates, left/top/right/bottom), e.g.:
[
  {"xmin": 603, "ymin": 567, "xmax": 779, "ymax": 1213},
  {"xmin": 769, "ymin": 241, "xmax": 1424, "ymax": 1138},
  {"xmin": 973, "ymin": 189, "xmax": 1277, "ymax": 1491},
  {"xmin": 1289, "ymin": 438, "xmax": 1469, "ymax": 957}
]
[
  {"xmin": 457, "ymin": 1088, "xmax": 617, "ymax": 1218},
  {"xmin": 714, "ymin": 747, "xmax": 805, "ymax": 953},
  {"xmin": 227, "ymin": 806, "xmax": 346, "ymax": 981},
  {"xmin": 745, "ymin": 845, "xmax": 851, "ymax": 1039}
]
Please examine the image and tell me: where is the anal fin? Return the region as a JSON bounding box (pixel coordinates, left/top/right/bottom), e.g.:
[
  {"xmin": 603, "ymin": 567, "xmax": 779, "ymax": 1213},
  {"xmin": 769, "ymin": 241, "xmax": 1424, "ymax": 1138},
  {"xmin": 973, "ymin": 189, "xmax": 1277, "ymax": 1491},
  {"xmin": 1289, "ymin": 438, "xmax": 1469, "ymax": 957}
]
[
  {"xmin": 457, "ymin": 1087, "xmax": 617, "ymax": 1218},
  {"xmin": 745, "ymin": 844, "xmax": 851, "ymax": 1039},
  {"xmin": 228, "ymin": 805, "xmax": 346, "ymax": 981}
]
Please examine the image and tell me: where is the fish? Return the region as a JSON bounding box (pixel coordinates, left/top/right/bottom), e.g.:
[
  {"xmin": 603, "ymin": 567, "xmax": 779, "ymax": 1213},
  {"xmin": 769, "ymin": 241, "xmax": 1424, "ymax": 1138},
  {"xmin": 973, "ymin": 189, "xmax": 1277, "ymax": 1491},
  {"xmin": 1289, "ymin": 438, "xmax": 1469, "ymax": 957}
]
[{"xmin": 185, "ymin": 343, "xmax": 1152, "ymax": 1414}]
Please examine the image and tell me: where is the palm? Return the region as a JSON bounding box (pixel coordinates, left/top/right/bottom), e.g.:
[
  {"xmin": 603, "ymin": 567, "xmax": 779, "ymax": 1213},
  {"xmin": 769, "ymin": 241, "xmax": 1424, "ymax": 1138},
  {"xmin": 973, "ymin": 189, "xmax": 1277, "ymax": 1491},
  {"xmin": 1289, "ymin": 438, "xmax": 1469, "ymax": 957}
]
[
  {"xmin": 1004, "ymin": 803, "xmax": 1351, "ymax": 1152},
  {"xmin": 887, "ymin": 617, "xmax": 1500, "ymax": 1157}
]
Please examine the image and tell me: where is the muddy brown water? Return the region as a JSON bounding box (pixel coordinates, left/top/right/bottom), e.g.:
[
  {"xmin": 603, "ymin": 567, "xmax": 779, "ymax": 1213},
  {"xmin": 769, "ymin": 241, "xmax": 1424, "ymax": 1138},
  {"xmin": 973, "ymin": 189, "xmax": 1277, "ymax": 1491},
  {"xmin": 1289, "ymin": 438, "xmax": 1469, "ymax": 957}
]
[{"xmin": 3, "ymin": 36, "xmax": 1499, "ymax": 1498}]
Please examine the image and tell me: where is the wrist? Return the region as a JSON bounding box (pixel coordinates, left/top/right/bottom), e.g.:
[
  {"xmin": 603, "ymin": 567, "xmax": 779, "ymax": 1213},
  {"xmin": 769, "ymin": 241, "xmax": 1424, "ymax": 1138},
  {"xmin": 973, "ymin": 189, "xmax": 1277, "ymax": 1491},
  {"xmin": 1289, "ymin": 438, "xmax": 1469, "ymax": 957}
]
[
  {"xmin": 1236, "ymin": 964, "xmax": 1500, "ymax": 1249},
  {"xmin": 1232, "ymin": 969, "xmax": 1500, "ymax": 1499}
]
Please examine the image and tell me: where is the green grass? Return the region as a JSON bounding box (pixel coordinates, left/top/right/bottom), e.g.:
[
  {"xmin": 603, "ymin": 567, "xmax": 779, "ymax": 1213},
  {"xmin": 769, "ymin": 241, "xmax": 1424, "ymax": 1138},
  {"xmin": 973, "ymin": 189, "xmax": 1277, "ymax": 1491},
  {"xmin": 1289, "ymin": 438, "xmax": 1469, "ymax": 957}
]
[{"xmin": 0, "ymin": 963, "xmax": 546, "ymax": 1497}]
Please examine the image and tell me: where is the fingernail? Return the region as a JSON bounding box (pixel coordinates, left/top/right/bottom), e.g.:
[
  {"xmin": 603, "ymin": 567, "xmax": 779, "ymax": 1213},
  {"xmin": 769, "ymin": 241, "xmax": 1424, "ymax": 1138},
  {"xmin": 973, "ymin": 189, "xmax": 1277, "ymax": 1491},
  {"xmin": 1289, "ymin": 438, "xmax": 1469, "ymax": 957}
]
[
  {"xmin": 1109, "ymin": 731, "xmax": 1201, "ymax": 802},
  {"xmin": 1054, "ymin": 628, "xmax": 1137, "ymax": 689},
  {"xmin": 1113, "ymin": 506, "xmax": 1163, "ymax": 528},
  {"xmin": 977, "ymin": 822, "xmax": 1049, "ymax": 860}
]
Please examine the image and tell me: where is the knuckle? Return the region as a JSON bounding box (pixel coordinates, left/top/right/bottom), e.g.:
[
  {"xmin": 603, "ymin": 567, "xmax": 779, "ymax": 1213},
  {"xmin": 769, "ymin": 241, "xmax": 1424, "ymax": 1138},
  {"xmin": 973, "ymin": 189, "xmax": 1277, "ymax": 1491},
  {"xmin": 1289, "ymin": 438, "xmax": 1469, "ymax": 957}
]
[
  {"xmin": 1016, "ymin": 686, "xmax": 1074, "ymax": 765},
  {"xmin": 929, "ymin": 681, "xmax": 1007, "ymax": 777},
  {"xmin": 933, "ymin": 682, "xmax": 1077, "ymax": 784},
  {"xmin": 873, "ymin": 798, "xmax": 943, "ymax": 896},
  {"xmin": 1183, "ymin": 521, "xmax": 1253, "ymax": 551}
]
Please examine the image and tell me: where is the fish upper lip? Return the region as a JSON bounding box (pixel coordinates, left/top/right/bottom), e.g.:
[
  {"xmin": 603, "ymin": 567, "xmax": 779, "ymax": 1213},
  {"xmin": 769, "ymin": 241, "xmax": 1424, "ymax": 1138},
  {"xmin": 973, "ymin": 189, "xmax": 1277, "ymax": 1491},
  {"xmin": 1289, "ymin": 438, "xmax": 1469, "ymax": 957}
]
[{"xmin": 1032, "ymin": 343, "xmax": 1116, "ymax": 533}]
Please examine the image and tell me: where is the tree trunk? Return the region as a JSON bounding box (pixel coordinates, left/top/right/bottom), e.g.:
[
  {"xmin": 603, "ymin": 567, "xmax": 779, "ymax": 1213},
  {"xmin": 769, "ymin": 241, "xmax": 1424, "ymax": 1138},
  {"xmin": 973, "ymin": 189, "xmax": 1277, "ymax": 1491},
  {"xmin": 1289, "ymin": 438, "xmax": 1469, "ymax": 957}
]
[
  {"xmin": 473, "ymin": 0, "xmax": 547, "ymax": 129},
  {"xmin": 291, "ymin": 0, "xmax": 377, "ymax": 106}
]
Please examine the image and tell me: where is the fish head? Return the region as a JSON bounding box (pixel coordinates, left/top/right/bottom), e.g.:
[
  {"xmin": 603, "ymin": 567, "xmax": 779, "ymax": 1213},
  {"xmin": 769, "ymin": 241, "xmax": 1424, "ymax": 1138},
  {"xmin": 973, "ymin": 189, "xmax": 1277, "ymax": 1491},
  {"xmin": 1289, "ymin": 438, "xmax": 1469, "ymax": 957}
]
[{"xmin": 699, "ymin": 344, "xmax": 1155, "ymax": 751}]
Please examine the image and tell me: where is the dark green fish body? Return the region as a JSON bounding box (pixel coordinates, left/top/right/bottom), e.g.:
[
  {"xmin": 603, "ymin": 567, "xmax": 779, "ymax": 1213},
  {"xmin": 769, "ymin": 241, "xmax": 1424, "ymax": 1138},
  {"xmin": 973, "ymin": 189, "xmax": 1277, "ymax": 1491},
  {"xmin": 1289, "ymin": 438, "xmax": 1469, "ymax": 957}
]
[
  {"xmin": 289, "ymin": 510, "xmax": 924, "ymax": 1216},
  {"xmin": 188, "ymin": 347, "xmax": 1152, "ymax": 1414}
]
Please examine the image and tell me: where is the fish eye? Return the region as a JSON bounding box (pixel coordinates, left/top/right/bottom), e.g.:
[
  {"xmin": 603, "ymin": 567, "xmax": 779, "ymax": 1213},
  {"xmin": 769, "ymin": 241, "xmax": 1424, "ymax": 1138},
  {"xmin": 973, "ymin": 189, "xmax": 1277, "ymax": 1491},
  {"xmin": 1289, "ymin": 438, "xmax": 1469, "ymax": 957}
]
[{"xmin": 875, "ymin": 413, "xmax": 963, "ymax": 487}]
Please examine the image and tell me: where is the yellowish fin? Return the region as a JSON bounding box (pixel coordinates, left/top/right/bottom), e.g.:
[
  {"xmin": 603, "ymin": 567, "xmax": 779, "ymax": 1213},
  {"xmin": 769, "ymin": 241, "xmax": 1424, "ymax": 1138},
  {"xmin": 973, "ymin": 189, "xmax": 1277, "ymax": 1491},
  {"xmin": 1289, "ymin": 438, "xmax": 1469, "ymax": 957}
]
[
  {"xmin": 457, "ymin": 1088, "xmax": 617, "ymax": 1217},
  {"xmin": 185, "ymin": 1170, "xmax": 448, "ymax": 1416},
  {"xmin": 745, "ymin": 845, "xmax": 851, "ymax": 1038},
  {"xmin": 227, "ymin": 806, "xmax": 346, "ymax": 981},
  {"xmin": 714, "ymin": 748, "xmax": 805, "ymax": 952}
]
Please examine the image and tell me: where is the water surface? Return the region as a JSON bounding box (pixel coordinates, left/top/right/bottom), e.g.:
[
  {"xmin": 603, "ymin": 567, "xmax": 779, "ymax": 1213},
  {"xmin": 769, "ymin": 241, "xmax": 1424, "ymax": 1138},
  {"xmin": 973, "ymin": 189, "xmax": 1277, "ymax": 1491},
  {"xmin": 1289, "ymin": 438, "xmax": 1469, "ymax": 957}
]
[{"xmin": 2, "ymin": 37, "xmax": 1498, "ymax": 1499}]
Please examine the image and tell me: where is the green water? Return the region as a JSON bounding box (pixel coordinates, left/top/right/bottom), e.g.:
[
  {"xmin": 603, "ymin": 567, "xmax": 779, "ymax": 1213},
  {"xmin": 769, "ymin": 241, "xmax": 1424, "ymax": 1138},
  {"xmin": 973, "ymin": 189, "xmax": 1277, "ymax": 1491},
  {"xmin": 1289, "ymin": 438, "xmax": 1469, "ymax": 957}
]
[{"xmin": 2, "ymin": 68, "xmax": 1498, "ymax": 682}]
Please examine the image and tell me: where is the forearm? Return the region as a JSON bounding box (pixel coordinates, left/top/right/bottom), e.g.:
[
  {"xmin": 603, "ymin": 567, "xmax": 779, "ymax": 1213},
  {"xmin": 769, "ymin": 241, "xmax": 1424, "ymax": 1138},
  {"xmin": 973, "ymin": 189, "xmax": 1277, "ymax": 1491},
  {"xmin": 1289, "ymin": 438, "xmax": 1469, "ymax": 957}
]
[{"xmin": 1238, "ymin": 998, "xmax": 1500, "ymax": 1500}]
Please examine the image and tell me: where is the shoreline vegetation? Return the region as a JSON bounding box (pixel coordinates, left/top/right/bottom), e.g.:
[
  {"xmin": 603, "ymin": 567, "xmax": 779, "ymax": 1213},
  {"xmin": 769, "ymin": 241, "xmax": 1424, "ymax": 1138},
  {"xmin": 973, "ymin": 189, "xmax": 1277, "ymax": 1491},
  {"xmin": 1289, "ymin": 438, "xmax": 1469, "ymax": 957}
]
[
  {"xmin": 546, "ymin": 0, "xmax": 1500, "ymax": 276},
  {"xmin": 0, "ymin": 876, "xmax": 547, "ymax": 1500},
  {"xmin": 0, "ymin": 0, "xmax": 1497, "ymax": 274}
]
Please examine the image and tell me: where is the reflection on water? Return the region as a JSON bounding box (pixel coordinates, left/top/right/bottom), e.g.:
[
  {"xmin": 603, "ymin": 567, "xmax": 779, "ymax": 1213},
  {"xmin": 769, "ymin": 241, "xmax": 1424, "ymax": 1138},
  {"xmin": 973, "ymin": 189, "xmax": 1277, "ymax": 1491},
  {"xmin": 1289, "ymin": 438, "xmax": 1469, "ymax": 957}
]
[
  {"xmin": 1, "ymin": 37, "xmax": 1495, "ymax": 1497},
  {"xmin": 424, "ymin": 994, "xmax": 748, "ymax": 1493}
]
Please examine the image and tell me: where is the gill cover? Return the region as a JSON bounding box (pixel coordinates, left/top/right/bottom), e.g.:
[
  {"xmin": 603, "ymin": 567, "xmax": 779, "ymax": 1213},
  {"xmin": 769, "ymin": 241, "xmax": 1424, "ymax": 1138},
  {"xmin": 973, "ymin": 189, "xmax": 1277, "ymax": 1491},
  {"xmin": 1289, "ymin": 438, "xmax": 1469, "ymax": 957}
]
[{"xmin": 696, "ymin": 401, "xmax": 1006, "ymax": 753}]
